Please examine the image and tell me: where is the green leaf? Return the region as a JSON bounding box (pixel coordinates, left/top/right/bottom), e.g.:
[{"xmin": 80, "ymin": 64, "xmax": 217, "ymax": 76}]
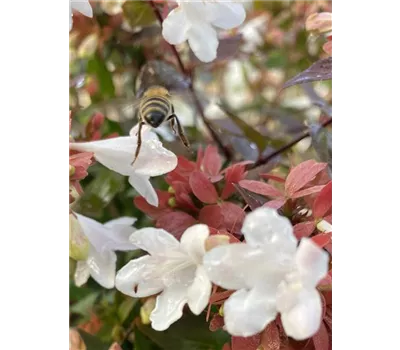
[
  {"xmin": 122, "ymin": 1, "xmax": 156, "ymax": 28},
  {"xmin": 70, "ymin": 292, "xmax": 100, "ymax": 318},
  {"xmin": 118, "ymin": 297, "xmax": 138, "ymax": 324},
  {"xmin": 77, "ymin": 329, "xmax": 111, "ymax": 350},
  {"xmin": 134, "ymin": 328, "xmax": 161, "ymax": 350},
  {"xmin": 219, "ymin": 105, "xmax": 268, "ymax": 153},
  {"xmin": 266, "ymin": 49, "xmax": 288, "ymax": 69},
  {"xmin": 136, "ymin": 313, "xmax": 230, "ymax": 350},
  {"xmin": 87, "ymin": 54, "xmax": 115, "ymax": 99},
  {"xmin": 74, "ymin": 168, "xmax": 126, "ymax": 218}
]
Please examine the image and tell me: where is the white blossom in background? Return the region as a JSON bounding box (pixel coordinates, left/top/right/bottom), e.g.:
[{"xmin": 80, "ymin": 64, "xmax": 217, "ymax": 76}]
[
  {"xmin": 73, "ymin": 213, "xmax": 137, "ymax": 289},
  {"xmin": 100, "ymin": 0, "xmax": 125, "ymax": 16},
  {"xmin": 69, "ymin": 124, "xmax": 177, "ymax": 206},
  {"xmin": 70, "ymin": 0, "xmax": 93, "ymax": 31},
  {"xmin": 239, "ymin": 14, "xmax": 268, "ymax": 53},
  {"xmin": 116, "ymin": 224, "xmax": 212, "ymax": 331},
  {"xmin": 162, "ymin": 0, "xmax": 246, "ymax": 63},
  {"xmin": 204, "ymin": 207, "xmax": 329, "ymax": 340}
]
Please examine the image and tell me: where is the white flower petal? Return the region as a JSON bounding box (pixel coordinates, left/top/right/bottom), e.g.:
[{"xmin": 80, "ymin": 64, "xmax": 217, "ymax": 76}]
[
  {"xmin": 296, "ymin": 238, "xmax": 329, "ymax": 287},
  {"xmin": 204, "ymin": 243, "xmax": 267, "ymax": 290},
  {"xmin": 187, "ymin": 22, "xmax": 219, "ymax": 63},
  {"xmin": 74, "ymin": 260, "xmax": 90, "ymax": 287},
  {"xmin": 241, "ymin": 207, "xmax": 297, "ymax": 252},
  {"xmin": 150, "ymin": 285, "xmax": 188, "ymax": 331},
  {"xmin": 279, "ymin": 288, "xmax": 322, "ymax": 340},
  {"xmin": 187, "ymin": 266, "xmax": 212, "ymax": 315},
  {"xmin": 162, "ymin": 7, "xmax": 189, "ymax": 45},
  {"xmin": 115, "ymin": 255, "xmax": 164, "ymax": 298},
  {"xmin": 129, "ymin": 124, "xmax": 159, "ymax": 141},
  {"xmin": 180, "ymin": 224, "xmax": 209, "ymax": 264},
  {"xmin": 74, "ymin": 213, "xmax": 112, "ymax": 253},
  {"xmin": 69, "ymin": 137, "xmax": 137, "ymax": 176},
  {"xmin": 71, "ymin": 0, "xmax": 93, "ymax": 17},
  {"xmin": 223, "ymin": 283, "xmax": 278, "ymax": 337},
  {"xmin": 128, "ymin": 174, "xmax": 158, "ymax": 207},
  {"xmin": 209, "ymin": 3, "xmax": 246, "ymax": 30},
  {"xmin": 103, "ymin": 217, "xmax": 137, "ymax": 251},
  {"xmin": 132, "ymin": 139, "xmax": 178, "ymax": 177},
  {"xmin": 129, "ymin": 228, "xmax": 181, "ymax": 257},
  {"xmin": 86, "ymin": 246, "xmax": 117, "ymax": 289}
]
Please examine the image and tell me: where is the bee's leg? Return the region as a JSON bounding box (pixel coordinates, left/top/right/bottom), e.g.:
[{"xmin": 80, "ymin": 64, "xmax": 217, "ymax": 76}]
[
  {"xmin": 169, "ymin": 116, "xmax": 178, "ymax": 135},
  {"xmin": 131, "ymin": 122, "xmax": 144, "ymax": 166},
  {"xmin": 171, "ymin": 114, "xmax": 190, "ymax": 149}
]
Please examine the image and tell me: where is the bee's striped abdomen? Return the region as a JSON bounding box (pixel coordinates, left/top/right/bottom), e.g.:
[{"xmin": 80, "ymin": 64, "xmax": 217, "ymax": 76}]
[{"xmin": 141, "ymin": 96, "xmax": 171, "ymax": 116}]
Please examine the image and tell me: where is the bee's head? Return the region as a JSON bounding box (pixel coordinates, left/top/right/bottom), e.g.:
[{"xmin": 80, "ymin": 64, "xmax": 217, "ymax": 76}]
[{"xmin": 144, "ymin": 110, "xmax": 166, "ymax": 128}]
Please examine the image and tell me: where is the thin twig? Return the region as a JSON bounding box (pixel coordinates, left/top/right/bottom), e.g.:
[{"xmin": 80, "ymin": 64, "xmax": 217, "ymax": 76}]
[
  {"xmin": 148, "ymin": 0, "xmax": 232, "ymax": 161},
  {"xmin": 248, "ymin": 118, "xmax": 332, "ymax": 170}
]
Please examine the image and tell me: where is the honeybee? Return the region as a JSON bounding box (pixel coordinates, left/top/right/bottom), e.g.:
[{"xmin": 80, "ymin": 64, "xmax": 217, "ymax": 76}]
[{"xmin": 132, "ymin": 85, "xmax": 190, "ymax": 165}]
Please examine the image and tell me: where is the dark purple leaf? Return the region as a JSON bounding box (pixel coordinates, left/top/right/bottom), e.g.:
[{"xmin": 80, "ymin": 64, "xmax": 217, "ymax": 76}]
[{"xmin": 283, "ymin": 57, "xmax": 332, "ymax": 89}]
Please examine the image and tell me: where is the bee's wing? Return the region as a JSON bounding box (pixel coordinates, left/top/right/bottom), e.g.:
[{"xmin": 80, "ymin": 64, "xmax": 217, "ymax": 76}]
[
  {"xmin": 135, "ymin": 60, "xmax": 191, "ymax": 97},
  {"xmin": 87, "ymin": 97, "xmax": 142, "ymax": 123}
]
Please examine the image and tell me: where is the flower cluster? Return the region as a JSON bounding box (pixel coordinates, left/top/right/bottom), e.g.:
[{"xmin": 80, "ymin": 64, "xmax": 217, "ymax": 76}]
[{"xmin": 113, "ymin": 207, "xmax": 329, "ymax": 340}]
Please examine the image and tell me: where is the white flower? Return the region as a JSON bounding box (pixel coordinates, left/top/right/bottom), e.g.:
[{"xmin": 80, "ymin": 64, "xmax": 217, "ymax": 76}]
[
  {"xmin": 204, "ymin": 207, "xmax": 329, "ymax": 339},
  {"xmin": 73, "ymin": 213, "xmax": 137, "ymax": 289},
  {"xmin": 100, "ymin": 0, "xmax": 125, "ymax": 16},
  {"xmin": 238, "ymin": 14, "xmax": 268, "ymax": 53},
  {"xmin": 162, "ymin": 0, "xmax": 246, "ymax": 63},
  {"xmin": 70, "ymin": 0, "xmax": 93, "ymax": 31},
  {"xmin": 116, "ymin": 224, "xmax": 212, "ymax": 331},
  {"xmin": 69, "ymin": 124, "xmax": 177, "ymax": 206}
]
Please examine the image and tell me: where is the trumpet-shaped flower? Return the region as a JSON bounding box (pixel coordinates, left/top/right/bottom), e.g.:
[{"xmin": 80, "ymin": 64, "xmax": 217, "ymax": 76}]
[
  {"xmin": 162, "ymin": 0, "xmax": 246, "ymax": 62},
  {"xmin": 73, "ymin": 213, "xmax": 137, "ymax": 289},
  {"xmin": 69, "ymin": 124, "xmax": 178, "ymax": 207},
  {"xmin": 116, "ymin": 224, "xmax": 212, "ymax": 331},
  {"xmin": 204, "ymin": 207, "xmax": 329, "ymax": 340},
  {"xmin": 70, "ymin": 0, "xmax": 93, "ymax": 31}
]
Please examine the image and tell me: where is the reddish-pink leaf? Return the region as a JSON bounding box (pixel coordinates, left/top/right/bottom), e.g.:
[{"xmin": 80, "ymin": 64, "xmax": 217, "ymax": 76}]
[
  {"xmin": 260, "ymin": 173, "xmax": 286, "ymax": 183},
  {"xmin": 311, "ymin": 232, "xmax": 332, "ymax": 248},
  {"xmin": 312, "ymin": 322, "xmax": 330, "ymax": 350},
  {"xmin": 202, "ymin": 145, "xmax": 222, "ymax": 176},
  {"xmin": 285, "ymin": 160, "xmax": 327, "ymax": 197},
  {"xmin": 220, "ymin": 202, "xmax": 245, "ymax": 234},
  {"xmin": 313, "ymin": 181, "xmax": 332, "ymax": 218},
  {"xmin": 234, "ymin": 184, "xmax": 266, "ymax": 210},
  {"xmin": 293, "ymin": 221, "xmax": 315, "ymax": 239},
  {"xmin": 209, "ymin": 314, "xmax": 225, "ymax": 332},
  {"xmin": 324, "ymin": 242, "xmax": 332, "ymax": 255},
  {"xmin": 291, "ymin": 185, "xmax": 325, "ymax": 199},
  {"xmin": 134, "ymin": 190, "xmax": 172, "ymax": 219},
  {"xmin": 156, "ymin": 212, "xmax": 197, "ymax": 239},
  {"xmin": 173, "ymin": 182, "xmax": 198, "ymax": 212},
  {"xmin": 263, "ymin": 199, "xmax": 287, "ymax": 209},
  {"xmin": 221, "ymin": 164, "xmax": 248, "ymax": 200},
  {"xmin": 189, "ymin": 171, "xmax": 219, "ymax": 204},
  {"xmin": 324, "ymin": 214, "xmax": 332, "ymax": 224},
  {"xmin": 239, "ymin": 180, "xmax": 283, "ymax": 198},
  {"xmin": 231, "ymin": 335, "xmax": 261, "ymax": 350},
  {"xmin": 260, "ymin": 322, "xmax": 280, "ymax": 350},
  {"xmin": 199, "ymin": 205, "xmax": 224, "ymax": 229}
]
